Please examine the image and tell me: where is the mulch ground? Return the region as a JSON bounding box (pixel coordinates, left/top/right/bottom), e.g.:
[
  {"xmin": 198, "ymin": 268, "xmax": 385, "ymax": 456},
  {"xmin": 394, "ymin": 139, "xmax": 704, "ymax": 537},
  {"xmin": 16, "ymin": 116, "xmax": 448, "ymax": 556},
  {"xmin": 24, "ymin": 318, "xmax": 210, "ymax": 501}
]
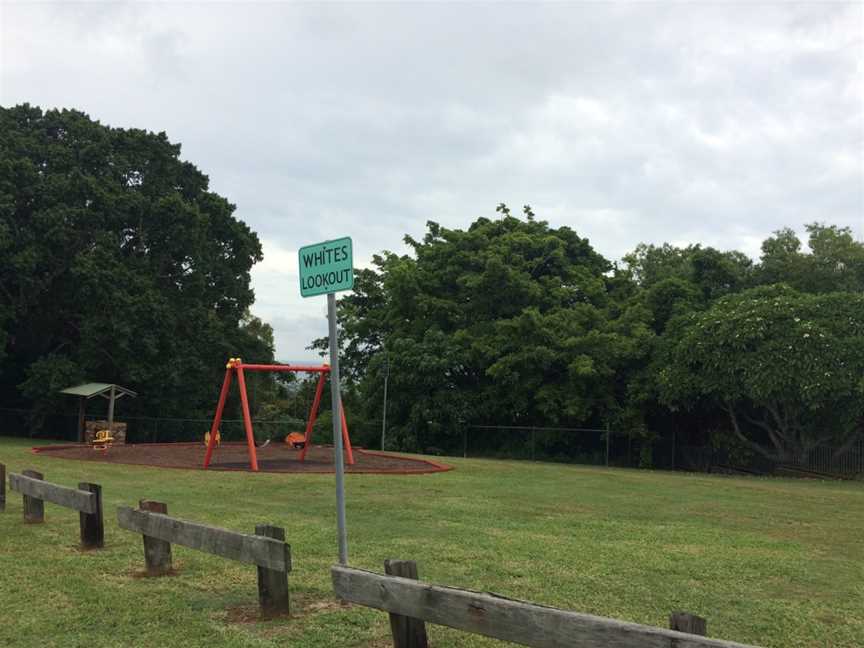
[{"xmin": 34, "ymin": 442, "xmax": 452, "ymax": 474}]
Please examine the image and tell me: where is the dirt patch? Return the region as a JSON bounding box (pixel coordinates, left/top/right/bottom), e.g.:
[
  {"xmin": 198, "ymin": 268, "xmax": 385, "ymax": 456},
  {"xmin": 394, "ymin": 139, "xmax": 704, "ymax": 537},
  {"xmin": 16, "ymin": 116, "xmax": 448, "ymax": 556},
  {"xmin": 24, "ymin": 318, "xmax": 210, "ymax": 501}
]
[
  {"xmin": 33, "ymin": 442, "xmax": 452, "ymax": 475},
  {"xmin": 225, "ymin": 605, "xmax": 272, "ymax": 624},
  {"xmin": 129, "ymin": 568, "xmax": 181, "ymax": 579},
  {"xmin": 225, "ymin": 601, "xmax": 297, "ymax": 623},
  {"xmin": 225, "ymin": 596, "xmax": 350, "ymax": 625}
]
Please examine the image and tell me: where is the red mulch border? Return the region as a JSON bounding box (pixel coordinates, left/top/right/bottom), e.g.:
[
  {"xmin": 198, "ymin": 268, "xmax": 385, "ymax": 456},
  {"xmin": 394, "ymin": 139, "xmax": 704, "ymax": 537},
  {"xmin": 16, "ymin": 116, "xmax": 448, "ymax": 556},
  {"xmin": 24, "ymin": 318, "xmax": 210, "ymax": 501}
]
[{"xmin": 30, "ymin": 442, "xmax": 453, "ymax": 475}]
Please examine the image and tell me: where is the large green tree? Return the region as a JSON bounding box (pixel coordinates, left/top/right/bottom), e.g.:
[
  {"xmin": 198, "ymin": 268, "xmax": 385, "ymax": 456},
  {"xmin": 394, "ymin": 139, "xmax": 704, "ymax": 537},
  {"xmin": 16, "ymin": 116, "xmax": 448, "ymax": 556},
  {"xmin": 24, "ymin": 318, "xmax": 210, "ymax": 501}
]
[
  {"xmin": 320, "ymin": 211, "xmax": 863, "ymax": 461},
  {"xmin": 0, "ymin": 105, "xmax": 272, "ymax": 433},
  {"xmin": 757, "ymin": 223, "xmax": 864, "ymax": 293},
  {"xmin": 607, "ymin": 243, "xmax": 755, "ymax": 434},
  {"xmin": 658, "ymin": 285, "xmax": 864, "ymax": 460},
  {"xmin": 622, "ymin": 242, "xmax": 754, "ymax": 306},
  {"xmin": 317, "ymin": 210, "xmax": 652, "ymax": 451}
]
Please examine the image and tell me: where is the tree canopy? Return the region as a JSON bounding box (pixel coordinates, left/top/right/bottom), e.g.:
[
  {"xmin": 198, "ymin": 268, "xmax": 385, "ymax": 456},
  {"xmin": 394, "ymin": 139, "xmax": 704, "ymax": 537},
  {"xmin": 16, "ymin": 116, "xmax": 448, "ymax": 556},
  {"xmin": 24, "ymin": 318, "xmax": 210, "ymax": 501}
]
[
  {"xmin": 658, "ymin": 285, "xmax": 864, "ymax": 459},
  {"xmin": 757, "ymin": 224, "xmax": 864, "ymax": 293},
  {"xmin": 0, "ymin": 105, "xmax": 272, "ymax": 429},
  {"xmin": 316, "ymin": 210, "xmax": 863, "ymax": 464},
  {"xmin": 316, "ymin": 213, "xmax": 652, "ymax": 451}
]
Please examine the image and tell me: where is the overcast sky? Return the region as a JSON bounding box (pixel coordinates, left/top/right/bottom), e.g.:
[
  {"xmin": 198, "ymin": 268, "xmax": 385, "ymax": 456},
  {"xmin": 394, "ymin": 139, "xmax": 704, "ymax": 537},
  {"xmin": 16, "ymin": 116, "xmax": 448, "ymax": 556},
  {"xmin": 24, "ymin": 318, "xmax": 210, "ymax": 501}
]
[{"xmin": 2, "ymin": 2, "xmax": 862, "ymax": 360}]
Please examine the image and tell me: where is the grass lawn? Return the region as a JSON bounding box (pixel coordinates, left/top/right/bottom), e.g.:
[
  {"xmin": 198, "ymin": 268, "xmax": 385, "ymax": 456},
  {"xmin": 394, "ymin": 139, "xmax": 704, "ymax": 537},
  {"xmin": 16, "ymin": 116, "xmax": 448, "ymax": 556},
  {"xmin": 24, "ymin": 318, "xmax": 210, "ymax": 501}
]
[{"xmin": 0, "ymin": 437, "xmax": 862, "ymax": 648}]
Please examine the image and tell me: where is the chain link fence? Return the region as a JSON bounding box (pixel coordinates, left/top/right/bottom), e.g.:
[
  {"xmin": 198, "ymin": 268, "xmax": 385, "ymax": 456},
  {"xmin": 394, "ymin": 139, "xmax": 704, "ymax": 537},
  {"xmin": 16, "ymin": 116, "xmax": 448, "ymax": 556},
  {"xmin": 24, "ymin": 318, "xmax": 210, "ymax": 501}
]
[
  {"xmin": 1, "ymin": 407, "xmax": 861, "ymax": 478},
  {"xmin": 457, "ymin": 426, "xmax": 674, "ymax": 469},
  {"xmin": 409, "ymin": 424, "xmax": 861, "ymax": 478}
]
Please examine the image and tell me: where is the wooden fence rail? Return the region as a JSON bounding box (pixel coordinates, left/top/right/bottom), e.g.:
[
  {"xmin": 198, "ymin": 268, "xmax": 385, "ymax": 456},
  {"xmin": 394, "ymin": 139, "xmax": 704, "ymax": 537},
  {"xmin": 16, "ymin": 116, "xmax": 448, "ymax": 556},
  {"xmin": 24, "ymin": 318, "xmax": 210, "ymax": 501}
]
[
  {"xmin": 117, "ymin": 502, "xmax": 291, "ymax": 616},
  {"xmin": 332, "ymin": 563, "xmax": 764, "ymax": 648},
  {"xmin": 7, "ymin": 469, "xmax": 104, "ymax": 549}
]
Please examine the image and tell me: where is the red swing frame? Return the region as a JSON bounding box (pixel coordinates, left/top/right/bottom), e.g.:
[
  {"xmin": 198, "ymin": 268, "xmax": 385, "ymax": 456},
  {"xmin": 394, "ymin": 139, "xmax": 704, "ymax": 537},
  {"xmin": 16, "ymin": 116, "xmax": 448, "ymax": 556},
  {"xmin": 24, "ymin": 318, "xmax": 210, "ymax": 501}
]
[{"xmin": 202, "ymin": 358, "xmax": 355, "ymax": 472}]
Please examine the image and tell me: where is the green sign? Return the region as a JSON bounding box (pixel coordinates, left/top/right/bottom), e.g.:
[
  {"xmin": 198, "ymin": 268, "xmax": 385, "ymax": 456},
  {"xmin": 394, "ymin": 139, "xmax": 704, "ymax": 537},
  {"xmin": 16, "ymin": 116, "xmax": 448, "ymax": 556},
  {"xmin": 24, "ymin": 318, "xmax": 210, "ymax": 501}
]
[{"xmin": 298, "ymin": 237, "xmax": 354, "ymax": 297}]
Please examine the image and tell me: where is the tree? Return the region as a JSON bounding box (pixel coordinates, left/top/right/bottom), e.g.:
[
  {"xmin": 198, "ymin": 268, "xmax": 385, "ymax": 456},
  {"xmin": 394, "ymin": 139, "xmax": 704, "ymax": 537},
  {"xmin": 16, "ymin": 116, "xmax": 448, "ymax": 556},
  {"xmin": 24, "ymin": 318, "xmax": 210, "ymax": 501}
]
[
  {"xmin": 658, "ymin": 285, "xmax": 864, "ymax": 460},
  {"xmin": 622, "ymin": 242, "xmax": 753, "ymax": 302},
  {"xmin": 757, "ymin": 227, "xmax": 804, "ymax": 287},
  {"xmin": 315, "ymin": 209, "xmax": 652, "ymax": 451},
  {"xmin": 0, "ymin": 104, "xmax": 271, "ymax": 433},
  {"xmin": 756, "ymin": 224, "xmax": 864, "ymax": 293}
]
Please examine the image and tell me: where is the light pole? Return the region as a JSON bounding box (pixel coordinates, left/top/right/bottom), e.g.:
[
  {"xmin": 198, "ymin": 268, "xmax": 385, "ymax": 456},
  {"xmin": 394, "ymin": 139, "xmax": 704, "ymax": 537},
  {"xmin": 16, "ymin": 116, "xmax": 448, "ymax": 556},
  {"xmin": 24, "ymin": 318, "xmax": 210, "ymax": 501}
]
[{"xmin": 381, "ymin": 347, "xmax": 390, "ymax": 451}]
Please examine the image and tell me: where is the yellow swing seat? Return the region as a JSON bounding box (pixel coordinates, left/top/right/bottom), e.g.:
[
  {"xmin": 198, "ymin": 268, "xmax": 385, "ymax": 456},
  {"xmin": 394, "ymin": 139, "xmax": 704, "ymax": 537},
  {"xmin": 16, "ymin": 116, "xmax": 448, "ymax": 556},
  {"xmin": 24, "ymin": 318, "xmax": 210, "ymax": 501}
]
[{"xmin": 91, "ymin": 429, "xmax": 114, "ymax": 451}]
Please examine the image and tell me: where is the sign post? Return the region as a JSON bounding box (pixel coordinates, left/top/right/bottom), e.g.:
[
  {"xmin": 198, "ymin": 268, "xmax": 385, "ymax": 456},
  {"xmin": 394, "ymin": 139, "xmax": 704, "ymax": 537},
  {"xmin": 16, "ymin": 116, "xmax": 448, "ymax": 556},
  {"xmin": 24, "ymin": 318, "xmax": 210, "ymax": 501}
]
[{"xmin": 299, "ymin": 237, "xmax": 353, "ymax": 565}]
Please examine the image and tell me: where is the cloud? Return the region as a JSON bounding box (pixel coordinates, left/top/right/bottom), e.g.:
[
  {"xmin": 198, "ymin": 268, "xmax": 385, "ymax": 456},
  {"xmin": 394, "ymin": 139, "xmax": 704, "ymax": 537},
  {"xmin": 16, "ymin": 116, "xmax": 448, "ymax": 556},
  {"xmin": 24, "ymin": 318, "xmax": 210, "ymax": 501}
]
[
  {"xmin": 2, "ymin": 2, "xmax": 861, "ymax": 359},
  {"xmin": 250, "ymin": 239, "xmax": 328, "ymax": 361}
]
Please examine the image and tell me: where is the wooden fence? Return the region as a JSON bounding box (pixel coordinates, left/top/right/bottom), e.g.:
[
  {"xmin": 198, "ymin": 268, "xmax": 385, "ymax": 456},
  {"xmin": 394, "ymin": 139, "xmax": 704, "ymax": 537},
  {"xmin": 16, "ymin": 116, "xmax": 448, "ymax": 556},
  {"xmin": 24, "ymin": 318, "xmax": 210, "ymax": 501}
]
[
  {"xmin": 332, "ymin": 561, "xmax": 764, "ymax": 648},
  {"xmin": 7, "ymin": 467, "xmax": 104, "ymax": 549},
  {"xmin": 0, "ymin": 462, "xmax": 772, "ymax": 642},
  {"xmin": 117, "ymin": 501, "xmax": 291, "ymax": 616}
]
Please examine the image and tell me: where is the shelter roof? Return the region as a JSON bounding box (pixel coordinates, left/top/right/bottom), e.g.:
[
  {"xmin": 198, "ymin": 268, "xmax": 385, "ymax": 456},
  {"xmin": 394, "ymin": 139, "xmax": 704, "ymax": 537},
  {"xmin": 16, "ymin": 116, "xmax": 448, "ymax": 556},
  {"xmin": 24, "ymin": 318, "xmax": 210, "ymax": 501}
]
[{"xmin": 59, "ymin": 383, "xmax": 137, "ymax": 399}]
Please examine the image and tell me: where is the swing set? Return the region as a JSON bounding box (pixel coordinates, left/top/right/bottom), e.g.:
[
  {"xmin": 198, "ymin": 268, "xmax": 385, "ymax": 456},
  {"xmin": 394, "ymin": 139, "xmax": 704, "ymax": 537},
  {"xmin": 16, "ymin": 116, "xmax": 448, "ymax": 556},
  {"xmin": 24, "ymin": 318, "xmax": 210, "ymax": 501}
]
[{"xmin": 202, "ymin": 357, "xmax": 355, "ymax": 472}]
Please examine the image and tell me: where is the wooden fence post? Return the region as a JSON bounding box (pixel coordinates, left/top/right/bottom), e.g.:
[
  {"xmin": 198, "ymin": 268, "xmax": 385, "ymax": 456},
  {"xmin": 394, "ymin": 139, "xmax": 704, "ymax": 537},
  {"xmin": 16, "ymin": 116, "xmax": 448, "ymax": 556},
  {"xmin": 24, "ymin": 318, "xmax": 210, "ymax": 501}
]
[
  {"xmin": 255, "ymin": 524, "xmax": 290, "ymax": 617},
  {"xmin": 384, "ymin": 559, "xmax": 429, "ymax": 648},
  {"xmin": 670, "ymin": 611, "xmax": 707, "ymax": 636},
  {"xmin": 22, "ymin": 469, "xmax": 44, "ymax": 523},
  {"xmin": 139, "ymin": 500, "xmax": 172, "ymax": 575},
  {"xmin": 78, "ymin": 482, "xmax": 104, "ymax": 549},
  {"xmin": 0, "ymin": 463, "xmax": 5, "ymax": 512}
]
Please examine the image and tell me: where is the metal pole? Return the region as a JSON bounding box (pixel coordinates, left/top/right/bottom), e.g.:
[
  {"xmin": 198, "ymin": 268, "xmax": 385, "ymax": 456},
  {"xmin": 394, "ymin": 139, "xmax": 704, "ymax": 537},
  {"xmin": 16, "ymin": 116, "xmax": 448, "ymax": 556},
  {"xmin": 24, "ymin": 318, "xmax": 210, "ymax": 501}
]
[
  {"xmin": 381, "ymin": 349, "xmax": 389, "ymax": 452},
  {"xmin": 605, "ymin": 423, "xmax": 610, "ymax": 468},
  {"xmin": 628, "ymin": 429, "xmax": 632, "ymax": 468},
  {"xmin": 672, "ymin": 425, "xmax": 676, "ymax": 471},
  {"xmin": 328, "ymin": 293, "xmax": 349, "ymax": 565}
]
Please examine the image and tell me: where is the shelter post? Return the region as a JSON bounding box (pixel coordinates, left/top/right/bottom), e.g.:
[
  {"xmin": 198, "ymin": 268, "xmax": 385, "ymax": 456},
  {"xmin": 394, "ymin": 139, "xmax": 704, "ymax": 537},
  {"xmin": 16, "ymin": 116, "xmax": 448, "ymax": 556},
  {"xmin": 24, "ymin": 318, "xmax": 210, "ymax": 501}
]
[
  {"xmin": 107, "ymin": 385, "xmax": 116, "ymax": 433},
  {"xmin": 77, "ymin": 398, "xmax": 86, "ymax": 443}
]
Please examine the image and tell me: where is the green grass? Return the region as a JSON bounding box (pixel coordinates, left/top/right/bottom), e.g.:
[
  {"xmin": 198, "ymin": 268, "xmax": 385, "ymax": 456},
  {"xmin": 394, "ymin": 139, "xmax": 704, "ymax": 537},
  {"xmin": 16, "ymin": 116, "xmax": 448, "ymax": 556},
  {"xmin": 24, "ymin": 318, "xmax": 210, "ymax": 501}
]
[{"xmin": 0, "ymin": 437, "xmax": 862, "ymax": 647}]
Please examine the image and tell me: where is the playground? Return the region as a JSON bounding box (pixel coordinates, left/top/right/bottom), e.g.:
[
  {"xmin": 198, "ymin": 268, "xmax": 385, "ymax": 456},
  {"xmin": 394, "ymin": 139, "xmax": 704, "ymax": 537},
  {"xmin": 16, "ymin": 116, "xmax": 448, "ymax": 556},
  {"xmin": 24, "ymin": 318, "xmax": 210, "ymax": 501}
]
[
  {"xmin": 44, "ymin": 358, "xmax": 456, "ymax": 475},
  {"xmin": 33, "ymin": 442, "xmax": 451, "ymax": 474}
]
